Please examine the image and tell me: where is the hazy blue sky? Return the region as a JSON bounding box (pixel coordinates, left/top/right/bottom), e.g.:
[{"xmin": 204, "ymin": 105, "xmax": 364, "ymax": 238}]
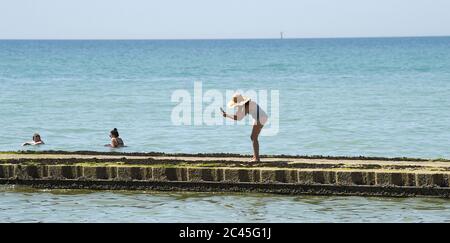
[{"xmin": 1, "ymin": 0, "xmax": 449, "ymax": 39}]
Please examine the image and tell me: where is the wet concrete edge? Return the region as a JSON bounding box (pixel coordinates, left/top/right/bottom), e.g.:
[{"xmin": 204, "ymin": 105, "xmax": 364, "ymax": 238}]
[
  {"xmin": 7, "ymin": 150, "xmax": 445, "ymax": 162},
  {"xmin": 1, "ymin": 179, "xmax": 449, "ymax": 198}
]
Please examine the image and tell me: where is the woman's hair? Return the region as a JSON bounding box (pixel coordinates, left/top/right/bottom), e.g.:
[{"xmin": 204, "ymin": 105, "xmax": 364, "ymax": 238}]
[
  {"xmin": 33, "ymin": 133, "xmax": 40, "ymax": 140},
  {"xmin": 110, "ymin": 128, "xmax": 120, "ymax": 138}
]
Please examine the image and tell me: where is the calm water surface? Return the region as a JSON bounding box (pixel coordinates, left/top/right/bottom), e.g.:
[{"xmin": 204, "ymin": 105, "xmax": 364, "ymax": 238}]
[
  {"xmin": 0, "ymin": 186, "xmax": 449, "ymax": 223},
  {"xmin": 2, "ymin": 38, "xmax": 450, "ymax": 221},
  {"xmin": 1, "ymin": 37, "xmax": 450, "ymax": 158}
]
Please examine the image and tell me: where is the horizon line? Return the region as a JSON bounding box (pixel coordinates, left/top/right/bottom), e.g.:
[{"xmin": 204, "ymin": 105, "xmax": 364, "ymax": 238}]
[{"xmin": 0, "ymin": 34, "xmax": 449, "ymax": 41}]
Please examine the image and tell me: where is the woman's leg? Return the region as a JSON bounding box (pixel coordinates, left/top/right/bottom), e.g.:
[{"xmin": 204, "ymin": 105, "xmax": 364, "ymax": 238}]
[{"xmin": 250, "ymin": 124, "xmax": 264, "ymax": 161}]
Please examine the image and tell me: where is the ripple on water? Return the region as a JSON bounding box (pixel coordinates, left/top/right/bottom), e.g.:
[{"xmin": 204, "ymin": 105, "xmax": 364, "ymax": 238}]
[{"xmin": 0, "ymin": 186, "xmax": 450, "ymax": 222}]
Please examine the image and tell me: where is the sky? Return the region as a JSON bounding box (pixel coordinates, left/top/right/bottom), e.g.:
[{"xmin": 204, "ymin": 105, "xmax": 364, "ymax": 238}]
[{"xmin": 0, "ymin": 0, "xmax": 449, "ymax": 39}]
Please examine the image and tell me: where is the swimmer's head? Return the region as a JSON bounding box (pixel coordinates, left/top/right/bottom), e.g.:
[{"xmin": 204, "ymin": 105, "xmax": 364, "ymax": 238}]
[
  {"xmin": 33, "ymin": 133, "xmax": 41, "ymax": 142},
  {"xmin": 110, "ymin": 128, "xmax": 119, "ymax": 138}
]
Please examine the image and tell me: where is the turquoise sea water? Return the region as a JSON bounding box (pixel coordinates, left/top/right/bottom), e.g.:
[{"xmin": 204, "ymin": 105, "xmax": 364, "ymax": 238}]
[
  {"xmin": 1, "ymin": 37, "xmax": 450, "ymax": 158},
  {"xmin": 1, "ymin": 186, "xmax": 449, "ymax": 223},
  {"xmin": 1, "ymin": 38, "xmax": 450, "ymax": 222}
]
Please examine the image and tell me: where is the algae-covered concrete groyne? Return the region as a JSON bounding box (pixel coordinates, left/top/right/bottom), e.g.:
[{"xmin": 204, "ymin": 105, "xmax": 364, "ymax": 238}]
[{"xmin": 1, "ymin": 151, "xmax": 450, "ymax": 198}]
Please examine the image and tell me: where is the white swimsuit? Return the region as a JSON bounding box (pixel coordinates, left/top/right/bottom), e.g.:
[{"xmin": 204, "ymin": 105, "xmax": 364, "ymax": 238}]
[{"xmin": 235, "ymin": 101, "xmax": 268, "ymax": 125}]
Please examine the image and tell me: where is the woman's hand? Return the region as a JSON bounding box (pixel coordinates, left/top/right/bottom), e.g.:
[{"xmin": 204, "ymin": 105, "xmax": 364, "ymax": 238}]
[{"xmin": 220, "ymin": 108, "xmax": 227, "ymax": 118}]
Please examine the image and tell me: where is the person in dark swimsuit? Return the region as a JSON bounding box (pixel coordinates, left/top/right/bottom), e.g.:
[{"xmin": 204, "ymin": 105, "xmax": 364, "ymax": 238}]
[{"xmin": 107, "ymin": 128, "xmax": 125, "ymax": 148}]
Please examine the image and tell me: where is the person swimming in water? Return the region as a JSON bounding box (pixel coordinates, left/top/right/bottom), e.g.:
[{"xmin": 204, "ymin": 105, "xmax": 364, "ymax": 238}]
[
  {"xmin": 106, "ymin": 128, "xmax": 125, "ymax": 148},
  {"xmin": 221, "ymin": 93, "xmax": 268, "ymax": 162},
  {"xmin": 22, "ymin": 133, "xmax": 45, "ymax": 146}
]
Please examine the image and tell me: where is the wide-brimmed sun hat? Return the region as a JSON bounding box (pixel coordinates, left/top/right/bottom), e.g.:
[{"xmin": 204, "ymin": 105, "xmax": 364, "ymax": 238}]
[{"xmin": 227, "ymin": 93, "xmax": 251, "ymax": 108}]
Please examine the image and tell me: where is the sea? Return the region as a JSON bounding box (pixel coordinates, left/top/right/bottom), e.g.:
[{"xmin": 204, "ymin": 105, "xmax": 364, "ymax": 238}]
[{"xmin": 1, "ymin": 37, "xmax": 449, "ymax": 222}]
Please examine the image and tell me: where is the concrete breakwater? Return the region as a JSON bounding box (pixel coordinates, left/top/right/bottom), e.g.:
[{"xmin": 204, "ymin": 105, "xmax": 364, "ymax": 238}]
[{"xmin": 1, "ymin": 152, "xmax": 450, "ymax": 198}]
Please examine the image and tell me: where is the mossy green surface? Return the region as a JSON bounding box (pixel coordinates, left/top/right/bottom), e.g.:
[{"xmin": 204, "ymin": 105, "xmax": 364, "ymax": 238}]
[{"xmin": 1, "ymin": 150, "xmax": 447, "ymax": 162}]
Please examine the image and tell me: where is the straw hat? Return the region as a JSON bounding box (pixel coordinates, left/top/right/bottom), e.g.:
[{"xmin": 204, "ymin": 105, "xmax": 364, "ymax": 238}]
[{"xmin": 227, "ymin": 93, "xmax": 251, "ymax": 108}]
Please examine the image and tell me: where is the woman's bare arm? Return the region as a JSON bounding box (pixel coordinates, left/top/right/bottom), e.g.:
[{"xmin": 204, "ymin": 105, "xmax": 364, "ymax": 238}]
[
  {"xmin": 22, "ymin": 141, "xmax": 44, "ymax": 146},
  {"xmin": 111, "ymin": 138, "xmax": 119, "ymax": 148},
  {"xmin": 223, "ymin": 107, "xmax": 245, "ymax": 121}
]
